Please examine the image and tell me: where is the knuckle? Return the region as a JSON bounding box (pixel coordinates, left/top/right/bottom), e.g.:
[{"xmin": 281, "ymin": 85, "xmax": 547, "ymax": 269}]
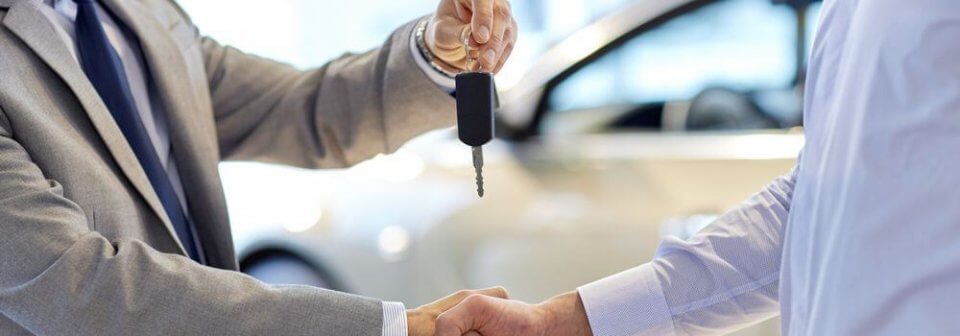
[
  {"xmin": 435, "ymin": 313, "xmax": 451, "ymax": 327},
  {"xmin": 495, "ymin": 4, "xmax": 511, "ymax": 20},
  {"xmin": 477, "ymin": 6, "xmax": 495, "ymax": 18},
  {"xmin": 464, "ymin": 293, "xmax": 485, "ymax": 304},
  {"xmin": 462, "ymin": 295, "xmax": 488, "ymax": 312},
  {"xmin": 503, "ymin": 29, "xmax": 515, "ymax": 41}
]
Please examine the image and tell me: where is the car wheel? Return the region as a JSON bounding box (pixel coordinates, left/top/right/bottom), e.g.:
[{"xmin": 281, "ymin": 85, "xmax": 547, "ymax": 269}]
[{"xmin": 241, "ymin": 251, "xmax": 338, "ymax": 289}]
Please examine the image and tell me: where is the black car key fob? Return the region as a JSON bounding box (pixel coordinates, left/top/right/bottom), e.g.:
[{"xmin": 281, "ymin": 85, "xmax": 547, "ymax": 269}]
[
  {"xmin": 456, "ymin": 72, "xmax": 496, "ymax": 197},
  {"xmin": 456, "ymin": 72, "xmax": 495, "ymax": 147}
]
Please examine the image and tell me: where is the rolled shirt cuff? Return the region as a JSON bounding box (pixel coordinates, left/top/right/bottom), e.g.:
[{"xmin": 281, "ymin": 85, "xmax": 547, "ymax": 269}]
[
  {"xmin": 382, "ymin": 301, "xmax": 408, "ymax": 336},
  {"xmin": 577, "ymin": 264, "xmax": 676, "ymax": 336}
]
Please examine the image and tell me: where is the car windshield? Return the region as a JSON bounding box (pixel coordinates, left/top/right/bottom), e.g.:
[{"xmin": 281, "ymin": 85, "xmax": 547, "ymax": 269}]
[{"xmin": 543, "ymin": 0, "xmax": 822, "ymax": 134}]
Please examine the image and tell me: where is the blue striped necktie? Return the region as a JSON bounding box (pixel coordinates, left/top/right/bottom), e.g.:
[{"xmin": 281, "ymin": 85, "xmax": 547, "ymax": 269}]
[{"xmin": 73, "ymin": 0, "xmax": 204, "ymax": 263}]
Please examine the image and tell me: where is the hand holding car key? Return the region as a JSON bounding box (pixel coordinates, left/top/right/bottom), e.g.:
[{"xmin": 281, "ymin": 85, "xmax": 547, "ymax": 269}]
[{"xmin": 456, "ymin": 27, "xmax": 497, "ymax": 198}]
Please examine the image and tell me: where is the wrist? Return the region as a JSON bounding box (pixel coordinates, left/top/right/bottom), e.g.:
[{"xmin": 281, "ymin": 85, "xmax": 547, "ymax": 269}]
[
  {"xmin": 538, "ymin": 292, "xmax": 594, "ymax": 336},
  {"xmin": 406, "ymin": 308, "xmax": 435, "ymax": 336},
  {"xmin": 416, "ymin": 17, "xmax": 460, "ymax": 77},
  {"xmin": 425, "ymin": 19, "xmax": 460, "ymax": 72}
]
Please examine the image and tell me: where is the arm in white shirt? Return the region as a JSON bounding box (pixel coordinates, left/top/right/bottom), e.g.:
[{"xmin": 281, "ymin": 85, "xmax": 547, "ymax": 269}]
[{"xmin": 579, "ymin": 159, "xmax": 801, "ymax": 336}]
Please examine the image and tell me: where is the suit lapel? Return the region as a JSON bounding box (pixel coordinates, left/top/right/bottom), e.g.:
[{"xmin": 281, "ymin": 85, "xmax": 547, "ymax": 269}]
[
  {"xmin": 101, "ymin": 0, "xmax": 237, "ymax": 269},
  {"xmin": 1, "ymin": 0, "xmax": 188, "ymax": 256}
]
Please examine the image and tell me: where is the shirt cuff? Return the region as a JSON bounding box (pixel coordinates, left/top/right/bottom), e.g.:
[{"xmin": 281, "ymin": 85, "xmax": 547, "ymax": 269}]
[
  {"xmin": 382, "ymin": 301, "xmax": 407, "ymax": 336},
  {"xmin": 409, "ymin": 20, "xmax": 456, "ymax": 92},
  {"xmin": 577, "ymin": 264, "xmax": 676, "ymax": 336}
]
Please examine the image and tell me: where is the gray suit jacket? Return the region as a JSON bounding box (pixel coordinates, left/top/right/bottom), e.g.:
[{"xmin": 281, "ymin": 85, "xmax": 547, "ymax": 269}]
[{"xmin": 0, "ymin": 0, "xmax": 455, "ymax": 334}]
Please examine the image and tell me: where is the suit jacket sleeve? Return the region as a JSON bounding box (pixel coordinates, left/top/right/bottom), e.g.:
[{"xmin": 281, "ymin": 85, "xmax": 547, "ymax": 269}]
[
  {"xmin": 0, "ymin": 112, "xmax": 384, "ymax": 335},
  {"xmin": 200, "ymin": 17, "xmax": 457, "ymax": 168},
  {"xmin": 578, "ymin": 157, "xmax": 801, "ymax": 336}
]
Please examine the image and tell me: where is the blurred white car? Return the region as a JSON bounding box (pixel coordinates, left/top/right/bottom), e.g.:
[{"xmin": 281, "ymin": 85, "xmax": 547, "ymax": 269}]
[{"xmin": 225, "ymin": 0, "xmax": 819, "ymax": 334}]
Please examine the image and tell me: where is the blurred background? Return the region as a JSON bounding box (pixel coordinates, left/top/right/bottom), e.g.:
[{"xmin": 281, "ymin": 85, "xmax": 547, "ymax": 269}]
[{"xmin": 176, "ymin": 0, "xmax": 819, "ymax": 334}]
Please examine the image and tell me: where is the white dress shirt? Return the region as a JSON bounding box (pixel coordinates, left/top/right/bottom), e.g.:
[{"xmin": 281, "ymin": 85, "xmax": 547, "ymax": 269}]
[
  {"xmin": 579, "ymin": 0, "xmax": 960, "ymax": 335},
  {"xmin": 38, "ymin": 1, "xmax": 454, "ymax": 335}
]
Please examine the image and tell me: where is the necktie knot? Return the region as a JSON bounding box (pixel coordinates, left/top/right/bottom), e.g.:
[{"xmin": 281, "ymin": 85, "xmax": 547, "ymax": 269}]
[{"xmin": 74, "ymin": 0, "xmax": 95, "ymax": 5}]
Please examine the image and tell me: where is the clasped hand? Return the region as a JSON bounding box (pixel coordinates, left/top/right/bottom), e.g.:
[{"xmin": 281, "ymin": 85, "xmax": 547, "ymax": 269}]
[{"xmin": 407, "ymin": 288, "xmax": 592, "ymax": 336}]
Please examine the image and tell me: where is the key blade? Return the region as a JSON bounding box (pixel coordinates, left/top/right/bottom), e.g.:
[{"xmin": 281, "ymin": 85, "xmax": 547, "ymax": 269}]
[{"xmin": 472, "ymin": 146, "xmax": 484, "ymax": 197}]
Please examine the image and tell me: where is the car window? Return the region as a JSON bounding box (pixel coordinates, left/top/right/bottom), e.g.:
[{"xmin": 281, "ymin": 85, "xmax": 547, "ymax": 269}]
[{"xmin": 543, "ymin": 0, "xmax": 817, "ymax": 134}]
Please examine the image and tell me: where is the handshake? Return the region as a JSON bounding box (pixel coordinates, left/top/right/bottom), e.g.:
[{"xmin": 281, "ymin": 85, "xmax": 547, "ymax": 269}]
[{"xmin": 407, "ymin": 288, "xmax": 593, "ymax": 336}]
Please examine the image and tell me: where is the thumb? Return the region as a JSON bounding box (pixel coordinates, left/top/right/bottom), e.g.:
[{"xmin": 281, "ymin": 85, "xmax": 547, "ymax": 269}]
[
  {"xmin": 432, "ymin": 16, "xmax": 469, "ymax": 52},
  {"xmin": 475, "ymin": 286, "xmax": 510, "ymax": 300}
]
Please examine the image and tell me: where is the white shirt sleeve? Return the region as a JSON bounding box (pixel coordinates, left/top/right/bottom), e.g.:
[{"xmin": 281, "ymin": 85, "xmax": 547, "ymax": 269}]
[
  {"xmin": 408, "ymin": 21, "xmax": 456, "ymax": 92},
  {"xmin": 578, "ymin": 161, "xmax": 801, "ymax": 336},
  {"xmin": 579, "ymin": 264, "xmax": 675, "ymax": 336},
  {"xmin": 382, "ymin": 301, "xmax": 408, "ymax": 336}
]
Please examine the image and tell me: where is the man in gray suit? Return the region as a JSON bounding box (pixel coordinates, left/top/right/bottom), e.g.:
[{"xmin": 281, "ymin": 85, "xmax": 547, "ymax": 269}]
[{"xmin": 0, "ymin": 0, "xmax": 517, "ymax": 334}]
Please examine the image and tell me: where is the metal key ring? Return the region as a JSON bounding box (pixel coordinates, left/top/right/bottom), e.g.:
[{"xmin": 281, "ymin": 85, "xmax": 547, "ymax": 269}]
[{"xmin": 462, "ymin": 26, "xmax": 483, "ymax": 73}]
